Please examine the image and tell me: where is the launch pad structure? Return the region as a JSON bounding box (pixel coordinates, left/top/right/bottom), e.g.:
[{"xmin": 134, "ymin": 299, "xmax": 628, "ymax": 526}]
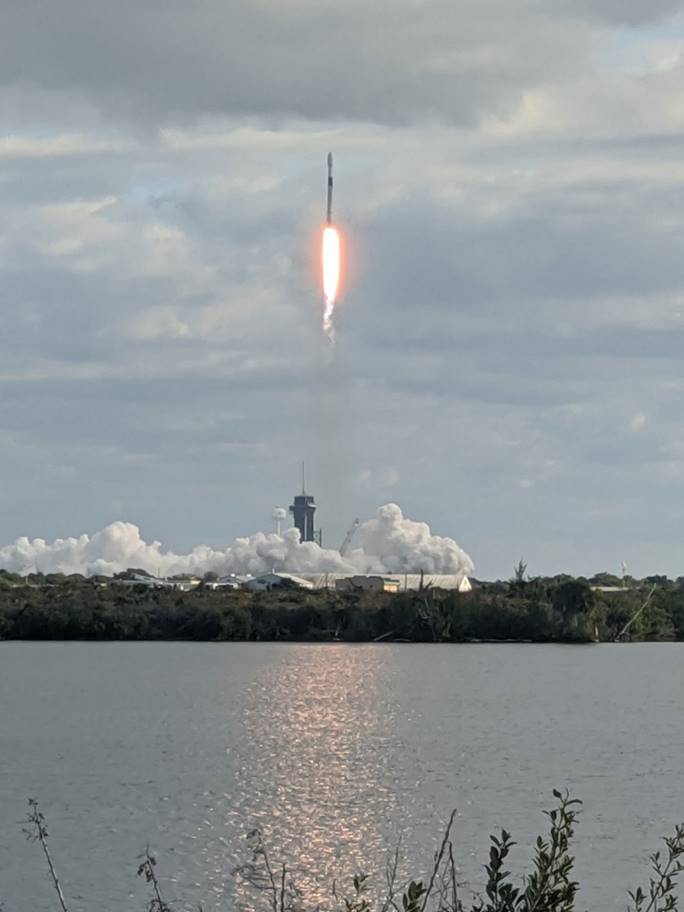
[{"xmin": 289, "ymin": 465, "xmax": 322, "ymax": 545}]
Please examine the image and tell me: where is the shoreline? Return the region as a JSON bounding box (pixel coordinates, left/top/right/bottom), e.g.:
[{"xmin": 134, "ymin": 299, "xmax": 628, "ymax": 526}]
[{"xmin": 0, "ymin": 636, "xmax": 679, "ymax": 645}]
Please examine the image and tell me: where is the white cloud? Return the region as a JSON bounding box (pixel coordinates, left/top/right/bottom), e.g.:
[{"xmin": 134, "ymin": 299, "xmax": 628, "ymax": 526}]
[{"xmin": 0, "ymin": 134, "xmax": 126, "ymax": 159}]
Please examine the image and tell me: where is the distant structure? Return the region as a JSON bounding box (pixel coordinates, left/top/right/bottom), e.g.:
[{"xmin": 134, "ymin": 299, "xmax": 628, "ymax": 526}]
[
  {"xmin": 272, "ymin": 507, "xmax": 287, "ymax": 535},
  {"xmin": 300, "ymin": 573, "xmax": 473, "ymax": 592},
  {"xmin": 336, "ymin": 575, "xmax": 401, "ymax": 593},
  {"xmin": 289, "ymin": 464, "xmax": 321, "ymax": 544},
  {"xmin": 339, "ymin": 518, "xmax": 360, "ymax": 555},
  {"xmin": 243, "ymin": 572, "xmax": 314, "ymax": 592}
]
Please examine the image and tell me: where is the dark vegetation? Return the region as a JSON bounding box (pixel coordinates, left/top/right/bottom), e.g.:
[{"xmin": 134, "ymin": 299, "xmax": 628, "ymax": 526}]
[
  {"xmin": 1, "ymin": 566, "xmax": 684, "ymax": 642},
  {"xmin": 21, "ymin": 793, "xmax": 684, "ymax": 911}
]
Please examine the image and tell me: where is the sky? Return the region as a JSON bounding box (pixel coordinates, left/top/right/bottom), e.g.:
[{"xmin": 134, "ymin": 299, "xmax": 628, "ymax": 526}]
[{"xmin": 2, "ymin": 0, "xmax": 684, "ymax": 579}]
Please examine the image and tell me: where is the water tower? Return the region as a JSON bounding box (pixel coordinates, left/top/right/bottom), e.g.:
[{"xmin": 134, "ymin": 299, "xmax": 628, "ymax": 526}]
[{"xmin": 272, "ymin": 507, "xmax": 287, "ymax": 535}]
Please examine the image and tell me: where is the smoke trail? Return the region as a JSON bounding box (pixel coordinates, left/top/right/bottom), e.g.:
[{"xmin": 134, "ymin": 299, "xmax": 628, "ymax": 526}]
[
  {"xmin": 323, "ymin": 295, "xmax": 335, "ymax": 343},
  {"xmin": 0, "ymin": 504, "xmax": 473, "ymax": 578}
]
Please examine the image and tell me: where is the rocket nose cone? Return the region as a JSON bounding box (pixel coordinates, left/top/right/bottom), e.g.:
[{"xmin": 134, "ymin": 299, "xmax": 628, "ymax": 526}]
[{"xmin": 327, "ymin": 152, "xmax": 333, "ymax": 168}]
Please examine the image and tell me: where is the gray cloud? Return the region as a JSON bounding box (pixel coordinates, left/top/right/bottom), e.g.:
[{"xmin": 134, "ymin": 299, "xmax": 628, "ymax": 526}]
[
  {"xmin": 1, "ymin": 1, "xmax": 594, "ymax": 126},
  {"xmin": 2, "ymin": 3, "xmax": 684, "ymax": 576},
  {"xmin": 557, "ymin": 0, "xmax": 684, "ymax": 25}
]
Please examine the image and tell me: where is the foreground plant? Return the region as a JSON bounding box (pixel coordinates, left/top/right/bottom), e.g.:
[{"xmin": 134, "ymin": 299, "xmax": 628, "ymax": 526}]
[
  {"xmin": 470, "ymin": 790, "xmax": 580, "ymax": 911},
  {"xmin": 21, "ymin": 799, "xmax": 69, "ymax": 912},
  {"xmin": 231, "ymin": 794, "xmax": 580, "ymax": 911},
  {"xmin": 231, "ymin": 791, "xmax": 682, "ymax": 912},
  {"xmin": 137, "ymin": 847, "xmax": 174, "ymax": 912},
  {"xmin": 21, "ymin": 793, "xmax": 684, "ymax": 912},
  {"xmin": 628, "ymin": 824, "xmax": 684, "ymax": 912},
  {"xmin": 232, "ymin": 827, "xmax": 303, "ymax": 912}
]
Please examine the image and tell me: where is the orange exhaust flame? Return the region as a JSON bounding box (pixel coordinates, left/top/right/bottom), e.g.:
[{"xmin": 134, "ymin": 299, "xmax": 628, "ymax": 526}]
[{"xmin": 322, "ymin": 225, "xmax": 340, "ymax": 342}]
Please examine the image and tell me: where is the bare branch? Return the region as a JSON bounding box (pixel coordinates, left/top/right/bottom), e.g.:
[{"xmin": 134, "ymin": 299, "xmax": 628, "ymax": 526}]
[{"xmin": 22, "ymin": 799, "xmax": 69, "ymax": 912}]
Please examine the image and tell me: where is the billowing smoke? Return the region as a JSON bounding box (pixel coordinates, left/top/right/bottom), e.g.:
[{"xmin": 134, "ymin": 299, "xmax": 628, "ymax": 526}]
[
  {"xmin": 347, "ymin": 504, "xmax": 474, "ymax": 575},
  {"xmin": 0, "ymin": 504, "xmax": 473, "ymax": 578}
]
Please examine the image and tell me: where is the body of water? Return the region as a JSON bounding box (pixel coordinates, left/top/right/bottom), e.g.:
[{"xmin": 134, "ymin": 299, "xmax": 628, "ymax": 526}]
[{"xmin": 1, "ymin": 642, "xmax": 682, "ymax": 910}]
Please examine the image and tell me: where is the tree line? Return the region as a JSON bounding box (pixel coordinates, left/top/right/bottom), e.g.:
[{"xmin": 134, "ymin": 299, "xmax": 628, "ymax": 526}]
[{"xmin": 0, "ymin": 568, "xmax": 683, "ymax": 642}]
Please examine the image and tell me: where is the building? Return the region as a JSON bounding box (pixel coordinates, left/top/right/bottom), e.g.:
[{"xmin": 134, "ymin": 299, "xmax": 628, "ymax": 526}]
[
  {"xmin": 203, "ymin": 576, "xmax": 242, "ymax": 590},
  {"xmin": 288, "ymin": 467, "xmax": 322, "ymax": 543},
  {"xmin": 114, "ymin": 574, "xmax": 163, "ymax": 589},
  {"xmin": 114, "ymin": 573, "xmax": 202, "ymax": 591},
  {"xmin": 167, "ymin": 575, "xmax": 202, "ymax": 592},
  {"xmin": 458, "ymin": 576, "xmax": 473, "ymax": 593},
  {"xmin": 289, "ymin": 492, "xmax": 317, "ymax": 542},
  {"xmin": 242, "ymin": 572, "xmax": 315, "ymax": 592},
  {"xmin": 335, "ymin": 575, "xmax": 401, "ymax": 593},
  {"xmin": 300, "ymin": 573, "xmax": 473, "ymax": 592}
]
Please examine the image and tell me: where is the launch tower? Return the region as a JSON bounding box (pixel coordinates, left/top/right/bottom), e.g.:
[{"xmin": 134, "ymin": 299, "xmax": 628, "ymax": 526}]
[{"xmin": 289, "ymin": 466, "xmax": 319, "ymax": 543}]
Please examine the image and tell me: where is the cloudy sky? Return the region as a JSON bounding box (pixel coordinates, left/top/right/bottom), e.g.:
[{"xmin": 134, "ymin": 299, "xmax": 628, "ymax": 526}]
[{"xmin": 2, "ymin": 0, "xmax": 684, "ymax": 578}]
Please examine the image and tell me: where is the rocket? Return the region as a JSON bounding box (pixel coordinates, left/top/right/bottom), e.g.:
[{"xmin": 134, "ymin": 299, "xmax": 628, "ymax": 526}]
[
  {"xmin": 322, "ymin": 152, "xmax": 339, "ymax": 342},
  {"xmin": 326, "ymin": 152, "xmax": 333, "ymax": 224}
]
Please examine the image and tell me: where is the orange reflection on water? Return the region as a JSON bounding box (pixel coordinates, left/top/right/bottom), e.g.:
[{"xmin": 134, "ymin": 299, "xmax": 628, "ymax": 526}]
[{"xmin": 234, "ymin": 645, "xmax": 400, "ymax": 905}]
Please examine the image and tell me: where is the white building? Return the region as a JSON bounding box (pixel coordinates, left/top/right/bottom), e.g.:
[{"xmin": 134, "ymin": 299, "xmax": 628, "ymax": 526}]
[
  {"xmin": 335, "ymin": 576, "xmax": 401, "ymax": 593},
  {"xmin": 114, "ymin": 573, "xmax": 202, "ymax": 591},
  {"xmin": 242, "ymin": 572, "xmax": 314, "ymax": 592},
  {"xmin": 203, "ymin": 574, "xmax": 246, "ymax": 590},
  {"xmin": 300, "ymin": 573, "xmax": 472, "ymax": 592}
]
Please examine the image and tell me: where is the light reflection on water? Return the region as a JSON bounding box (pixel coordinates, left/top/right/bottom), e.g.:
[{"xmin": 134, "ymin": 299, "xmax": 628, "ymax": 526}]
[
  {"xmin": 198, "ymin": 646, "xmax": 403, "ymax": 908},
  {"xmin": 1, "ymin": 642, "xmax": 683, "ymax": 912}
]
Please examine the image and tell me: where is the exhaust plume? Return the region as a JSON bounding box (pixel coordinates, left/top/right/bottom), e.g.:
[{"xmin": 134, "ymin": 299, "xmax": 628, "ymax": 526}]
[
  {"xmin": 0, "ymin": 504, "xmax": 473, "ymax": 578},
  {"xmin": 322, "ymin": 224, "xmax": 340, "ymax": 342},
  {"xmin": 348, "ymin": 504, "xmax": 474, "ymax": 575}
]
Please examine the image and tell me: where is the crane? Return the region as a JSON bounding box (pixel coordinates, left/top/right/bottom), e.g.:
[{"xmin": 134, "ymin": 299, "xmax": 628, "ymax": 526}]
[{"xmin": 339, "ymin": 519, "xmax": 360, "ymax": 556}]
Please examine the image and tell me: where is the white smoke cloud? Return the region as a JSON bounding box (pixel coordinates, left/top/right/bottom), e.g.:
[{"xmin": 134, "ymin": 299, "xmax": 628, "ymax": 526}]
[
  {"xmin": 0, "ymin": 504, "xmax": 473, "ymax": 578},
  {"xmin": 348, "ymin": 503, "xmax": 474, "ymax": 575}
]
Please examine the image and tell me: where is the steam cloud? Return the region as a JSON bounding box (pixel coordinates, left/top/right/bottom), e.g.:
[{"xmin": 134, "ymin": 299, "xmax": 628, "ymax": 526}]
[{"xmin": 0, "ymin": 503, "xmax": 473, "ymax": 578}]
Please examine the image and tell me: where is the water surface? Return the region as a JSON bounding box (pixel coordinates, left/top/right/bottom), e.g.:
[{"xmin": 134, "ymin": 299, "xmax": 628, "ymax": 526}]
[{"xmin": 1, "ymin": 642, "xmax": 682, "ymax": 910}]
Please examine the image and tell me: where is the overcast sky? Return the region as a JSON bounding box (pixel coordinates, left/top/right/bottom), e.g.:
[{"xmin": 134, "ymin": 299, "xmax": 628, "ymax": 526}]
[{"xmin": 2, "ymin": 0, "xmax": 684, "ymax": 578}]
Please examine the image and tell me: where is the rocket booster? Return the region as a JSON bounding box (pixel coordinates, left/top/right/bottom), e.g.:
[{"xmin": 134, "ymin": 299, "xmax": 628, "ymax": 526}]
[
  {"xmin": 326, "ymin": 152, "xmax": 333, "ymax": 223},
  {"xmin": 322, "ymin": 152, "xmax": 339, "ymax": 342}
]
